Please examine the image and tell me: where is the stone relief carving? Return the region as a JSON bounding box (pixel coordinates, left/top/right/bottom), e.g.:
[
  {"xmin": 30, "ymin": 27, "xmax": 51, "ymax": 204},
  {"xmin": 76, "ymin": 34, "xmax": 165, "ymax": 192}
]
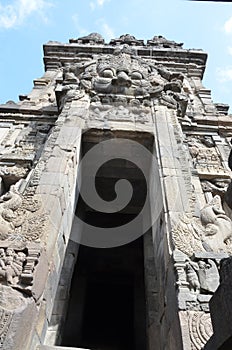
[
  {"xmin": 0, "ymin": 244, "xmax": 40, "ymax": 290},
  {"xmin": 172, "ymin": 214, "xmax": 205, "ymax": 257},
  {"xmin": 0, "ymin": 248, "xmax": 25, "ymax": 285},
  {"xmin": 174, "ymin": 250, "xmax": 220, "ymax": 295},
  {"xmin": 188, "ymin": 311, "xmax": 213, "ymax": 350},
  {"xmin": 0, "ymin": 306, "xmax": 12, "ymax": 348},
  {"xmin": 172, "ymin": 195, "xmax": 232, "ymax": 256},
  {"xmin": 187, "ymin": 136, "xmax": 228, "ymax": 178},
  {"xmin": 174, "ymin": 249, "xmax": 223, "ymax": 313},
  {"xmin": 200, "ymin": 195, "xmax": 232, "ymax": 251},
  {"xmin": 89, "ymin": 100, "xmax": 152, "ymax": 123},
  {"xmin": 201, "ymin": 179, "xmax": 230, "ymax": 197},
  {"xmin": 0, "ymin": 184, "xmax": 46, "ymax": 242},
  {"xmin": 58, "ymin": 49, "xmax": 189, "ymax": 118},
  {"xmin": 0, "ymin": 122, "xmax": 51, "ymax": 166},
  {"xmin": 185, "ymin": 260, "xmax": 201, "ymax": 292},
  {"xmin": 0, "ymin": 165, "xmax": 28, "ymax": 179}
]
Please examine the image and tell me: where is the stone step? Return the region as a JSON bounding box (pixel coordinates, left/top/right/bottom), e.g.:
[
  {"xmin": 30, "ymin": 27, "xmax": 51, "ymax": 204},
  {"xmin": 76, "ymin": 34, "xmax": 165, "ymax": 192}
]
[{"xmin": 40, "ymin": 346, "xmax": 91, "ymax": 350}]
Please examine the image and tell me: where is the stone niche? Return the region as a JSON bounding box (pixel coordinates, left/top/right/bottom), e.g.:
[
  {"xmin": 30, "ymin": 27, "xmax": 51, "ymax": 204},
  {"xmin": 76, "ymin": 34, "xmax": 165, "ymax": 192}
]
[{"xmin": 0, "ymin": 33, "xmax": 232, "ymax": 350}]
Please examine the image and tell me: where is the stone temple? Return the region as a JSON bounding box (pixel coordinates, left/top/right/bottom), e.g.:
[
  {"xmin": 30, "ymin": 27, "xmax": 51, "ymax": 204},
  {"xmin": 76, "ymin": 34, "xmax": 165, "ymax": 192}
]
[{"xmin": 0, "ymin": 33, "xmax": 232, "ymax": 350}]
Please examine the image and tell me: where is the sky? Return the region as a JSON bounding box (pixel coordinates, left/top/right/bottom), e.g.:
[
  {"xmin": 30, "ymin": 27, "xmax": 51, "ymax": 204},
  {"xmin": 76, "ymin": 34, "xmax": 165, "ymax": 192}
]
[{"xmin": 1, "ymin": 0, "xmax": 232, "ymax": 109}]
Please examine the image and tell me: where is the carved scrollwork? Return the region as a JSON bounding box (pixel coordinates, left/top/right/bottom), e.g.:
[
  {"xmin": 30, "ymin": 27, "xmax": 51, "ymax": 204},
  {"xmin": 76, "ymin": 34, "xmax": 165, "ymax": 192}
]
[
  {"xmin": 188, "ymin": 311, "xmax": 213, "ymax": 350},
  {"xmin": 172, "ymin": 214, "xmax": 205, "ymax": 257}
]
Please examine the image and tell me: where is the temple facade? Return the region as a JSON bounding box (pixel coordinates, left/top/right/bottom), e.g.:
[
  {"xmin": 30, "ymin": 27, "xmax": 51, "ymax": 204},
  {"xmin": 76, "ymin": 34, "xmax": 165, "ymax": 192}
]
[{"xmin": 0, "ymin": 33, "xmax": 231, "ymax": 350}]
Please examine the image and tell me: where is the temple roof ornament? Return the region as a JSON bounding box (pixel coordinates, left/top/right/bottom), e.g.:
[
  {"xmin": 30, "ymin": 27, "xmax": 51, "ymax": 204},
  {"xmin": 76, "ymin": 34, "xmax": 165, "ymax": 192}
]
[
  {"xmin": 109, "ymin": 34, "xmax": 144, "ymax": 46},
  {"xmin": 69, "ymin": 32, "xmax": 105, "ymax": 45},
  {"xmin": 147, "ymin": 35, "xmax": 184, "ymax": 48}
]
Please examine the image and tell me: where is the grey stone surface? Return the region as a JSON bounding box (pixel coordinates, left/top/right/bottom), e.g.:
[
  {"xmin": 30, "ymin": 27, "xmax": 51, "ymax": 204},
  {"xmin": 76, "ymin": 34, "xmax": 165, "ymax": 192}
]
[
  {"xmin": 207, "ymin": 257, "xmax": 232, "ymax": 349},
  {"xmin": 0, "ymin": 33, "xmax": 230, "ymax": 350}
]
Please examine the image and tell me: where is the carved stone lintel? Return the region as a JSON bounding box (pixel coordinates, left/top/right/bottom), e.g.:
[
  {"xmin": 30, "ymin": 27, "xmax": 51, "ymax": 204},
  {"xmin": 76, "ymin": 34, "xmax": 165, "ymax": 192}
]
[{"xmin": 89, "ymin": 102, "xmax": 152, "ymax": 124}]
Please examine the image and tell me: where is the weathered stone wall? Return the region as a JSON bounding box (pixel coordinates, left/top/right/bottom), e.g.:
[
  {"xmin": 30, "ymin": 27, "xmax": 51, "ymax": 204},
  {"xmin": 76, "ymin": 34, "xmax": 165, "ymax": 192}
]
[{"xmin": 0, "ymin": 33, "xmax": 231, "ymax": 349}]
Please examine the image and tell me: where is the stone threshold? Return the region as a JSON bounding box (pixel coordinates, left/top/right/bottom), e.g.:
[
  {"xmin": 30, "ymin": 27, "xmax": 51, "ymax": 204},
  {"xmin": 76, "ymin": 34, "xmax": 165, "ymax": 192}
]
[{"xmin": 40, "ymin": 346, "xmax": 91, "ymax": 350}]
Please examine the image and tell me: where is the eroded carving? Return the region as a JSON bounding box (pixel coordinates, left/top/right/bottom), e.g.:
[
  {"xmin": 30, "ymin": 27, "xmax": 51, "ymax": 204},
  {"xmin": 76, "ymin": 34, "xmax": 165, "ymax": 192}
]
[
  {"xmin": 185, "ymin": 260, "xmax": 201, "ymax": 292},
  {"xmin": 200, "ymin": 195, "xmax": 232, "ymax": 251},
  {"xmin": 0, "ymin": 165, "xmax": 28, "ymax": 179},
  {"xmin": 89, "ymin": 101, "xmax": 151, "ymax": 123},
  {"xmin": 174, "ymin": 250, "xmax": 221, "ymax": 313},
  {"xmin": 174, "ymin": 250, "xmax": 220, "ymax": 295},
  {"xmin": 172, "ymin": 214, "xmax": 205, "ymax": 256},
  {"xmin": 172, "ymin": 195, "xmax": 232, "ymax": 255},
  {"xmin": 0, "ymin": 285, "xmax": 32, "ymax": 347},
  {"xmin": 187, "ymin": 136, "xmax": 228, "ymax": 178},
  {"xmin": 0, "ymin": 307, "xmax": 11, "ymax": 348},
  {"xmin": 70, "ymin": 32, "xmax": 105, "ymax": 45},
  {"xmin": 0, "ymin": 244, "xmax": 40, "ymax": 291},
  {"xmin": 197, "ymin": 259, "xmax": 219, "ymax": 293},
  {"xmin": 201, "ymin": 179, "xmax": 229, "ymax": 197},
  {"xmin": 0, "ymin": 122, "xmax": 50, "ymax": 165},
  {"xmin": 188, "ymin": 311, "xmax": 213, "ymax": 350},
  {"xmin": 58, "ymin": 50, "xmax": 189, "ymax": 118},
  {"xmin": 0, "ymin": 184, "xmax": 46, "ymax": 242},
  {"xmin": 147, "ymin": 35, "xmax": 184, "ymax": 49},
  {"xmin": 109, "ymin": 34, "xmax": 144, "ymax": 46}
]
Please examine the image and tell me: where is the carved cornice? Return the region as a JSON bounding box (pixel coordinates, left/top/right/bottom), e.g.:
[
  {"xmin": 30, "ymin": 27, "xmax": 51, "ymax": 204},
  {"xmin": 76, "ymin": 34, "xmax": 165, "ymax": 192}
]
[{"xmin": 43, "ymin": 40, "xmax": 207, "ymax": 79}]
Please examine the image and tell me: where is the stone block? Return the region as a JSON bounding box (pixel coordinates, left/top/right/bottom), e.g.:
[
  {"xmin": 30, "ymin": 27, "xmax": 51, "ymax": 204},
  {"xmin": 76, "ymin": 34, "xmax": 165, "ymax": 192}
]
[
  {"xmin": 55, "ymin": 126, "xmax": 82, "ymax": 150},
  {"xmin": 0, "ymin": 286, "xmax": 37, "ymax": 350},
  {"xmin": 45, "ymin": 157, "xmax": 68, "ymax": 173},
  {"xmin": 32, "ymin": 249, "xmax": 50, "ymax": 302},
  {"xmin": 36, "ymin": 302, "xmax": 47, "ymax": 339},
  {"xmin": 30, "ymin": 331, "xmax": 41, "ymax": 350},
  {"xmin": 43, "ymin": 330, "xmax": 57, "ymax": 347},
  {"xmin": 55, "ymin": 285, "xmax": 68, "ymax": 301},
  {"xmin": 40, "ymin": 346, "xmax": 91, "ymax": 350},
  {"xmin": 39, "ymin": 172, "xmax": 68, "ymax": 187},
  {"xmin": 51, "ymin": 300, "xmax": 67, "ymax": 316},
  {"xmin": 163, "ymin": 176, "xmax": 184, "ymax": 212}
]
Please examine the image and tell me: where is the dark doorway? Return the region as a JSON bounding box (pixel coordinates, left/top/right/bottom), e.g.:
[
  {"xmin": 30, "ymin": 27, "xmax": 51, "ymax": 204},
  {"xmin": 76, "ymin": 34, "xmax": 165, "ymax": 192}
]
[
  {"xmin": 218, "ymin": 336, "xmax": 232, "ymax": 350},
  {"xmin": 61, "ymin": 131, "xmax": 151, "ymax": 349},
  {"xmin": 61, "ymin": 233, "xmax": 146, "ymax": 350}
]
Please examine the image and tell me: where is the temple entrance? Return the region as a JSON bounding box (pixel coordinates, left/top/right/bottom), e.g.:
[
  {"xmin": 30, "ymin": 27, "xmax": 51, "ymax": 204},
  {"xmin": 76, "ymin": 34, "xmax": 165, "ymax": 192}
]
[
  {"xmin": 61, "ymin": 235, "xmax": 146, "ymax": 350},
  {"xmin": 57, "ymin": 131, "xmax": 154, "ymax": 349}
]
